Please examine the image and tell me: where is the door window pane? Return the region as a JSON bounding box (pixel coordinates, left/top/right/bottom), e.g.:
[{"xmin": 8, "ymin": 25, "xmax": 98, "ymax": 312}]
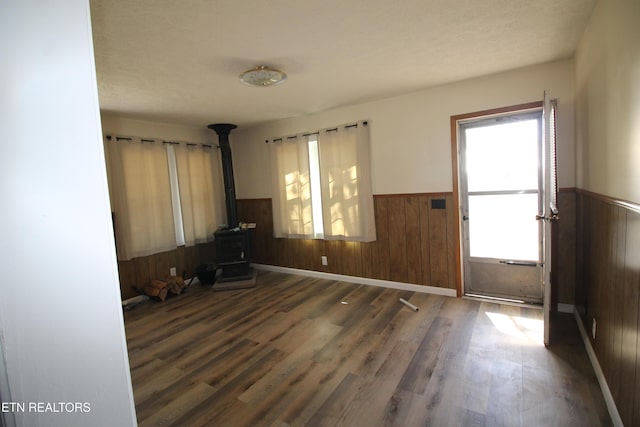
[
  {"xmin": 468, "ymin": 193, "xmax": 539, "ymax": 261},
  {"xmin": 466, "ymin": 119, "xmax": 539, "ymax": 192}
]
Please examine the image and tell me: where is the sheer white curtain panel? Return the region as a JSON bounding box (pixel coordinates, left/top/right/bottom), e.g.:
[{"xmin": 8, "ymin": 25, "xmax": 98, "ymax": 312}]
[
  {"xmin": 174, "ymin": 144, "xmax": 224, "ymax": 246},
  {"xmin": 269, "ymin": 135, "xmax": 315, "ymax": 238},
  {"xmin": 105, "ymin": 138, "xmax": 176, "ymax": 260},
  {"xmin": 317, "ymin": 123, "xmax": 376, "ymax": 242}
]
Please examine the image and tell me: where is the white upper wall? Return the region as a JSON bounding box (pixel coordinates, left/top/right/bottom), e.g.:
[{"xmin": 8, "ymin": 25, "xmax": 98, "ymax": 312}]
[
  {"xmin": 575, "ymin": 0, "xmax": 640, "ymax": 203},
  {"xmin": 0, "ymin": 1, "xmax": 136, "ymax": 426},
  {"xmin": 232, "ymin": 59, "xmax": 576, "ymax": 199}
]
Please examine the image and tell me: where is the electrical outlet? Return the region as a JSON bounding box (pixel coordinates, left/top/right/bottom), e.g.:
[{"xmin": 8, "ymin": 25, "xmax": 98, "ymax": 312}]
[
  {"xmin": 170, "ymin": 267, "xmax": 177, "ymax": 276},
  {"xmin": 321, "ymin": 256, "xmax": 328, "ymax": 266},
  {"xmin": 592, "ymin": 318, "xmax": 597, "ymax": 339}
]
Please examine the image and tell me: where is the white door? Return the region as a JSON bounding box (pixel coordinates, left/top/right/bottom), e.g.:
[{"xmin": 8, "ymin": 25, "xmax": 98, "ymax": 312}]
[
  {"xmin": 460, "ymin": 109, "xmax": 544, "ymax": 303},
  {"xmin": 542, "ymin": 92, "xmax": 559, "ymax": 346}
]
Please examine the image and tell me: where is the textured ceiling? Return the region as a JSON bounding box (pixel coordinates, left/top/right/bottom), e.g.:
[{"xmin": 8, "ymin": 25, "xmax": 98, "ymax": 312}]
[{"xmin": 90, "ymin": 0, "xmax": 596, "ymax": 128}]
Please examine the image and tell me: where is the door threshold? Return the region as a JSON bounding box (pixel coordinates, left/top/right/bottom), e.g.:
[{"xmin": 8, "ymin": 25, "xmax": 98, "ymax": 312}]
[{"xmin": 463, "ymin": 293, "xmax": 543, "ymax": 309}]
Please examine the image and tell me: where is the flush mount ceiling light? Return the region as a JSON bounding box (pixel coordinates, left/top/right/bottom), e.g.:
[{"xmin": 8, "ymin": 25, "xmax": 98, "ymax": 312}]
[{"xmin": 239, "ymin": 66, "xmax": 287, "ymax": 87}]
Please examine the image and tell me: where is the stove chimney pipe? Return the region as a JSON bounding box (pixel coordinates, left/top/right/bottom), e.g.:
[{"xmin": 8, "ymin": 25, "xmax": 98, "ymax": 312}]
[{"xmin": 208, "ymin": 123, "xmax": 238, "ymax": 228}]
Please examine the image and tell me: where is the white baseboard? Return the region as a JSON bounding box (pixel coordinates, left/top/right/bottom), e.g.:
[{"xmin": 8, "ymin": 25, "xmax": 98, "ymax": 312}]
[
  {"xmin": 251, "ymin": 263, "xmax": 457, "ymax": 297},
  {"xmin": 121, "ymin": 294, "xmax": 148, "ymax": 307},
  {"xmin": 572, "ymin": 309, "xmax": 623, "ymax": 427}
]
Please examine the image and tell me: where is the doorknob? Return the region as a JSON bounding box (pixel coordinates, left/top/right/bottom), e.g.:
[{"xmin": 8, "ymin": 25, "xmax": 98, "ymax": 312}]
[{"xmin": 462, "ymin": 215, "xmax": 469, "ymax": 221}]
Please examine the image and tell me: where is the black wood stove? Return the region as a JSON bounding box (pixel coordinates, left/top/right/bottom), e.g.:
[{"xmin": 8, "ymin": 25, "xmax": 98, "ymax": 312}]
[{"xmin": 208, "ymin": 123, "xmax": 253, "ymax": 282}]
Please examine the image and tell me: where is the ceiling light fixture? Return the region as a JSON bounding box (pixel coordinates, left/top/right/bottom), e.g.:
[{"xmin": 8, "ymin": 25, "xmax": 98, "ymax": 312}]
[{"xmin": 239, "ymin": 66, "xmax": 287, "ymax": 87}]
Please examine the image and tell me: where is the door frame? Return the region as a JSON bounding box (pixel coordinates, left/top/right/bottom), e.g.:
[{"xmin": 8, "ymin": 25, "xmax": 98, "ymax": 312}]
[{"xmin": 450, "ymin": 101, "xmax": 543, "ymax": 297}]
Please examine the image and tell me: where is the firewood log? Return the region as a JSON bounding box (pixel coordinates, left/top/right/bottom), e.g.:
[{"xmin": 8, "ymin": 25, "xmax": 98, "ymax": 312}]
[
  {"xmin": 165, "ymin": 275, "xmax": 185, "ymax": 287},
  {"xmin": 156, "ymin": 287, "xmax": 168, "ymax": 301},
  {"xmin": 165, "ymin": 275, "xmax": 185, "ymax": 295},
  {"xmin": 149, "ymin": 279, "xmax": 167, "ymax": 289},
  {"xmin": 167, "ymin": 281, "xmax": 181, "ymax": 296},
  {"xmin": 142, "ymin": 282, "xmax": 168, "ymax": 301}
]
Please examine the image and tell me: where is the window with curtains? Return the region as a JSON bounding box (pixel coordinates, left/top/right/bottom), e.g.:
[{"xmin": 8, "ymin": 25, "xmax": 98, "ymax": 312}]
[
  {"xmin": 105, "ymin": 136, "xmax": 223, "ymax": 261},
  {"xmin": 172, "ymin": 143, "xmax": 225, "ymax": 246},
  {"xmin": 269, "ymin": 121, "xmax": 376, "ymax": 242}
]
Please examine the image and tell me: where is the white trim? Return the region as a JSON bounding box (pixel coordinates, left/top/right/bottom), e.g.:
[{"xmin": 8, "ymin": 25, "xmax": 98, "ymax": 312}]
[
  {"xmin": 572, "ymin": 309, "xmax": 623, "ymax": 427},
  {"xmin": 252, "ymin": 263, "xmax": 457, "ymax": 297},
  {"xmin": 121, "ymin": 295, "xmax": 149, "ymax": 307},
  {"xmin": 462, "ymin": 294, "xmax": 543, "ymax": 310},
  {"xmin": 557, "ymin": 303, "xmax": 575, "ymax": 313}
]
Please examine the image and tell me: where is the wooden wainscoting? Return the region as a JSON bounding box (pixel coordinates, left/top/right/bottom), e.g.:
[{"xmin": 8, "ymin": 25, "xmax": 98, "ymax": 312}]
[
  {"xmin": 237, "ymin": 194, "xmax": 457, "ymax": 291},
  {"xmin": 239, "ymin": 191, "xmax": 578, "ymax": 302},
  {"xmin": 558, "ymin": 189, "xmax": 577, "ymax": 306},
  {"xmin": 117, "ymin": 242, "xmax": 216, "ymax": 300},
  {"xmin": 576, "ymin": 189, "xmax": 640, "ymax": 426}
]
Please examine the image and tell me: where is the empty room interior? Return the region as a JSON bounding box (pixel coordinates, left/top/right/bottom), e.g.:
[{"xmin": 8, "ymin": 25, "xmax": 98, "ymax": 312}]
[{"xmin": 2, "ymin": 0, "xmax": 639, "ymax": 426}]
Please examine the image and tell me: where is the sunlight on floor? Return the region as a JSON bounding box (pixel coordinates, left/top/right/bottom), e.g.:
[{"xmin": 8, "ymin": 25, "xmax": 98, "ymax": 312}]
[{"xmin": 486, "ymin": 312, "xmax": 543, "ymax": 345}]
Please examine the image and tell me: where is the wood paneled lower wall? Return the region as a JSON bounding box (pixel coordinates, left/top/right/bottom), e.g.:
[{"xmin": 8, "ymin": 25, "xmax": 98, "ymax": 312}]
[
  {"xmin": 115, "ymin": 192, "xmax": 577, "ymax": 303},
  {"xmin": 558, "ymin": 189, "xmax": 578, "ymax": 305},
  {"xmin": 576, "ymin": 190, "xmax": 640, "ymax": 426},
  {"xmin": 117, "ymin": 242, "xmax": 216, "ymax": 300},
  {"xmin": 239, "ymin": 192, "xmax": 579, "ymax": 303},
  {"xmin": 237, "ymin": 194, "xmax": 458, "ymax": 292}
]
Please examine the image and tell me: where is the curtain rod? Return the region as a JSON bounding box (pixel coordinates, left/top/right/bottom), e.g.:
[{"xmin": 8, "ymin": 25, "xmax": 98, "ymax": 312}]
[
  {"xmin": 265, "ymin": 120, "xmax": 368, "ymax": 144},
  {"xmin": 105, "ymin": 134, "xmax": 217, "ymax": 148}
]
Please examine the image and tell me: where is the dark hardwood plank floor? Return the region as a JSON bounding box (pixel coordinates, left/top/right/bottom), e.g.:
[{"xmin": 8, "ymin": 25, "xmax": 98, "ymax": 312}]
[{"xmin": 124, "ymin": 271, "xmax": 612, "ymax": 426}]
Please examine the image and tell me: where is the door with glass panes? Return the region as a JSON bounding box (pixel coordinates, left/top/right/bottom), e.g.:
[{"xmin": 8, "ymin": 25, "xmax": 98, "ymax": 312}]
[{"xmin": 459, "ymin": 109, "xmax": 543, "ymax": 303}]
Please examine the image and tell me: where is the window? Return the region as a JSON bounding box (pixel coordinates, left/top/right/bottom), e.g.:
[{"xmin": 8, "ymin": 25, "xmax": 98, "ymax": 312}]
[
  {"xmin": 166, "ymin": 144, "xmax": 185, "ymax": 246},
  {"xmin": 105, "ymin": 138, "xmax": 176, "ymax": 260},
  {"xmin": 269, "ymin": 121, "xmax": 376, "ymax": 242},
  {"xmin": 105, "ymin": 136, "xmax": 223, "ymax": 260},
  {"xmin": 307, "ymin": 134, "xmax": 324, "ymax": 238},
  {"xmin": 173, "ymin": 143, "xmax": 224, "ymax": 246}
]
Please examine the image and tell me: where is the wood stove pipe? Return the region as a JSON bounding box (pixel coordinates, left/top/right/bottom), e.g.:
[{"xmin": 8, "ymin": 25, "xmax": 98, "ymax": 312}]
[{"xmin": 207, "ymin": 123, "xmax": 238, "ymax": 228}]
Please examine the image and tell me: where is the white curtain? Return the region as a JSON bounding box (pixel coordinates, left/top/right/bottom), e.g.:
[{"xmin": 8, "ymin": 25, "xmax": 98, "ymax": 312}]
[
  {"xmin": 105, "ymin": 137, "xmax": 176, "ymax": 260},
  {"xmin": 269, "ymin": 135, "xmax": 315, "ymax": 238},
  {"xmin": 174, "ymin": 144, "xmax": 224, "ymax": 246},
  {"xmin": 317, "ymin": 123, "xmax": 376, "ymax": 242}
]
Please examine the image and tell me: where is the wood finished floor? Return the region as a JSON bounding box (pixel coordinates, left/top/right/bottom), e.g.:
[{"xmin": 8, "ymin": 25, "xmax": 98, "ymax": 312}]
[{"xmin": 124, "ymin": 271, "xmax": 612, "ymax": 427}]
